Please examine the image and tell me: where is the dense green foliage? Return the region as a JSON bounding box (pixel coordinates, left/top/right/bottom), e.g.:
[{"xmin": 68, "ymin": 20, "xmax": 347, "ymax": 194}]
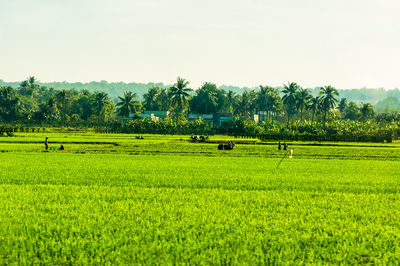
[
  {"xmin": 1, "ymin": 132, "xmax": 400, "ymax": 264},
  {"xmin": 1, "ymin": 77, "xmax": 400, "ymax": 142},
  {"xmin": 2, "ymin": 79, "xmax": 400, "ymax": 105}
]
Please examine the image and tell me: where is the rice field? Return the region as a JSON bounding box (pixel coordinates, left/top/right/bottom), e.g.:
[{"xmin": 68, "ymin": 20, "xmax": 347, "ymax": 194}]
[{"xmin": 1, "ymin": 132, "xmax": 400, "ymax": 264}]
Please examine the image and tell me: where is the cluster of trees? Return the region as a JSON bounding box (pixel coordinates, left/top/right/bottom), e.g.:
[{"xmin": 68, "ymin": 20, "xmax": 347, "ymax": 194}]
[
  {"xmin": 108, "ymin": 116, "xmax": 212, "ymax": 135},
  {"xmin": 140, "ymin": 78, "xmax": 396, "ymax": 128},
  {"xmin": 104, "ymin": 116, "xmax": 396, "ymax": 143},
  {"xmin": 0, "ymin": 77, "xmax": 115, "ymax": 125},
  {"xmin": 1, "ymin": 76, "xmax": 400, "ymax": 130},
  {"xmin": 2, "ymin": 79, "xmax": 400, "ymax": 105},
  {"xmin": 222, "ymin": 119, "xmax": 396, "ymax": 143}
]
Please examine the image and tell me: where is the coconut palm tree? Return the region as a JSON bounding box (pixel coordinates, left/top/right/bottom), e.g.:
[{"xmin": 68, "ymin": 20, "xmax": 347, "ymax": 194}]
[
  {"xmin": 94, "ymin": 92, "xmax": 111, "ymax": 119},
  {"xmin": 235, "ymin": 92, "xmax": 250, "ymax": 118},
  {"xmin": 319, "ymin": 85, "xmax": 339, "ymax": 125},
  {"xmin": 56, "ymin": 90, "xmax": 69, "ymax": 106},
  {"xmin": 308, "ymin": 96, "xmax": 320, "ymax": 125},
  {"xmin": 296, "ymin": 88, "xmax": 312, "ymax": 122},
  {"xmin": 143, "ymin": 87, "xmax": 161, "ymax": 111},
  {"xmin": 269, "ymin": 88, "xmax": 283, "ymax": 120},
  {"xmin": 0, "ymin": 87, "xmax": 24, "ymax": 121},
  {"xmin": 282, "ymin": 82, "xmax": 300, "ymax": 127},
  {"xmin": 235, "ymin": 91, "xmax": 257, "ymax": 119},
  {"xmin": 169, "ymin": 77, "xmax": 192, "ymax": 114},
  {"xmin": 0, "ymin": 86, "xmax": 14, "ymax": 101},
  {"xmin": 8, "ymin": 96, "xmax": 23, "ymax": 121},
  {"xmin": 192, "ymin": 82, "xmax": 219, "ymax": 114},
  {"xmin": 227, "ymin": 90, "xmax": 238, "ymax": 113},
  {"xmin": 157, "ymin": 89, "xmax": 171, "ymax": 111},
  {"xmin": 28, "ymin": 76, "xmax": 36, "ymax": 86},
  {"xmin": 39, "ymin": 96, "xmax": 59, "ymax": 120},
  {"xmin": 19, "ymin": 76, "xmax": 39, "ymax": 98},
  {"xmin": 257, "ymin": 85, "xmax": 283, "ymax": 121},
  {"xmin": 338, "ymin": 98, "xmax": 347, "ymax": 113},
  {"xmin": 344, "ymin": 101, "xmax": 361, "ymax": 120},
  {"xmin": 257, "ymin": 86, "xmax": 270, "ymax": 110},
  {"xmin": 56, "ymin": 90, "xmax": 71, "ymax": 118},
  {"xmin": 360, "ymin": 103, "xmax": 375, "ymax": 125},
  {"xmin": 117, "ymin": 91, "xmax": 138, "ymax": 117},
  {"xmin": 256, "ymin": 86, "xmax": 270, "ymax": 119}
]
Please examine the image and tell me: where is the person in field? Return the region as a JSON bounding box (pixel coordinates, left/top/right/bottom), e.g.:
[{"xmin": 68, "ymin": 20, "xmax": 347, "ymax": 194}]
[
  {"xmin": 228, "ymin": 141, "xmax": 235, "ymax": 149},
  {"xmin": 45, "ymin": 137, "xmax": 49, "ymax": 151}
]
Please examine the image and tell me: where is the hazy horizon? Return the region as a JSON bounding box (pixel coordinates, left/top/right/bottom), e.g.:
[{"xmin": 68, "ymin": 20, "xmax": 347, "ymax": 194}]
[
  {"xmin": 1, "ymin": 0, "xmax": 399, "ymax": 90},
  {"xmin": 0, "ymin": 77, "xmax": 398, "ymax": 92}
]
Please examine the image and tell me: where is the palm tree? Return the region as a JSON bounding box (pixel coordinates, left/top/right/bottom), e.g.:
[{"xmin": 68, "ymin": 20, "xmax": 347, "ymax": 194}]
[
  {"xmin": 308, "ymin": 96, "xmax": 320, "ymax": 125},
  {"xmin": 0, "ymin": 86, "xmax": 14, "ymax": 100},
  {"xmin": 344, "ymin": 101, "xmax": 361, "ymax": 120},
  {"xmin": 195, "ymin": 82, "xmax": 218, "ymax": 114},
  {"xmin": 319, "ymin": 85, "xmax": 339, "ymax": 125},
  {"xmin": 0, "ymin": 87, "xmax": 23, "ymax": 121},
  {"xmin": 235, "ymin": 91, "xmax": 257, "ymax": 119},
  {"xmin": 56, "ymin": 90, "xmax": 69, "ymax": 106},
  {"xmin": 8, "ymin": 96, "xmax": 23, "ymax": 121},
  {"xmin": 296, "ymin": 88, "xmax": 312, "ymax": 122},
  {"xmin": 169, "ymin": 77, "xmax": 192, "ymax": 114},
  {"xmin": 235, "ymin": 92, "xmax": 250, "ymax": 118},
  {"xmin": 19, "ymin": 76, "xmax": 39, "ymax": 98},
  {"xmin": 28, "ymin": 76, "xmax": 36, "ymax": 86},
  {"xmin": 269, "ymin": 88, "xmax": 283, "ymax": 120},
  {"xmin": 143, "ymin": 87, "xmax": 162, "ymax": 111},
  {"xmin": 227, "ymin": 90, "xmax": 238, "ymax": 113},
  {"xmin": 94, "ymin": 92, "xmax": 110, "ymax": 119},
  {"xmin": 158, "ymin": 89, "xmax": 171, "ymax": 111},
  {"xmin": 56, "ymin": 90, "xmax": 71, "ymax": 118},
  {"xmin": 257, "ymin": 85, "xmax": 283, "ymax": 121},
  {"xmin": 39, "ymin": 96, "xmax": 59, "ymax": 120},
  {"xmin": 257, "ymin": 86, "xmax": 270, "ymax": 120},
  {"xmin": 257, "ymin": 86, "xmax": 269, "ymax": 109},
  {"xmin": 282, "ymin": 82, "xmax": 300, "ymax": 127},
  {"xmin": 360, "ymin": 103, "xmax": 375, "ymax": 125},
  {"xmin": 117, "ymin": 91, "xmax": 138, "ymax": 117},
  {"xmin": 338, "ymin": 98, "xmax": 347, "ymax": 113}
]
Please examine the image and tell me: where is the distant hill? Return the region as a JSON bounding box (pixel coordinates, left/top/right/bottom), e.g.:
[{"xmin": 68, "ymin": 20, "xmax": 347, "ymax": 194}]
[
  {"xmin": 1, "ymin": 79, "xmax": 399, "ymax": 105},
  {"xmin": 0, "ymin": 79, "xmax": 170, "ymax": 101}
]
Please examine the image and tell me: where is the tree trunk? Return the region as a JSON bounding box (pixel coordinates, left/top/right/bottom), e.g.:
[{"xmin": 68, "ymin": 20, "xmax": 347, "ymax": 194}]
[
  {"xmin": 300, "ymin": 108, "xmax": 303, "ymax": 123},
  {"xmin": 287, "ymin": 113, "xmax": 290, "ymax": 128},
  {"xmin": 311, "ymin": 110, "xmax": 315, "ymax": 126}
]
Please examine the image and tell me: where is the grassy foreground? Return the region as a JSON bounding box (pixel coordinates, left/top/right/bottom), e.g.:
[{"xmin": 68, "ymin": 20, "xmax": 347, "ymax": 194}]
[{"xmin": 1, "ymin": 133, "xmax": 400, "ymax": 264}]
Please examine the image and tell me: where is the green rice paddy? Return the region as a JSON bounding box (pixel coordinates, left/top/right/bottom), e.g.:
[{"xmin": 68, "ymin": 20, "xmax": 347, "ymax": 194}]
[{"xmin": 1, "ymin": 132, "xmax": 400, "ymax": 264}]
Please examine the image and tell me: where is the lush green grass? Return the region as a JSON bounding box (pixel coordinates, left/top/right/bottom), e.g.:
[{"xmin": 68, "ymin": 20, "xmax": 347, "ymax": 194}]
[
  {"xmin": 2, "ymin": 132, "xmax": 400, "ymax": 160},
  {"xmin": 1, "ymin": 132, "xmax": 400, "ymax": 264}
]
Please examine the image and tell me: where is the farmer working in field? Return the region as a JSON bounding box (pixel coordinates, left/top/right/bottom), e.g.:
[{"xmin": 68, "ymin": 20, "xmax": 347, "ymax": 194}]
[
  {"xmin": 228, "ymin": 141, "xmax": 235, "ymax": 149},
  {"xmin": 45, "ymin": 137, "xmax": 49, "ymax": 151}
]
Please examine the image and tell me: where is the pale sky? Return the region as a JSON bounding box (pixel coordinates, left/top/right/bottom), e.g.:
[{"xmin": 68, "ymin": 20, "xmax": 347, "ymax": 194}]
[{"xmin": 0, "ymin": 0, "xmax": 399, "ymax": 89}]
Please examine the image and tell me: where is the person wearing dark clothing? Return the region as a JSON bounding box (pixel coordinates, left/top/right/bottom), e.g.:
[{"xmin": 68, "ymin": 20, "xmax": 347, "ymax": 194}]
[{"xmin": 229, "ymin": 141, "xmax": 235, "ymax": 149}]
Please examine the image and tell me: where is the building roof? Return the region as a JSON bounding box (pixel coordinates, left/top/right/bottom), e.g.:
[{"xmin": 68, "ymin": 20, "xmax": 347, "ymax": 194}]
[
  {"xmin": 143, "ymin": 110, "xmax": 169, "ymax": 117},
  {"xmin": 188, "ymin": 114, "xmax": 214, "ymax": 120}
]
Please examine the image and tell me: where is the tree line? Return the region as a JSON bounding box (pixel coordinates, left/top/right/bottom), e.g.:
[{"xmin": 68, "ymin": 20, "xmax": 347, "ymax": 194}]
[
  {"xmin": 1, "ymin": 76, "xmax": 398, "ymax": 141},
  {"xmin": 0, "ymin": 76, "xmax": 399, "ymax": 131},
  {"xmin": 2, "ymin": 78, "xmax": 400, "ymax": 106}
]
